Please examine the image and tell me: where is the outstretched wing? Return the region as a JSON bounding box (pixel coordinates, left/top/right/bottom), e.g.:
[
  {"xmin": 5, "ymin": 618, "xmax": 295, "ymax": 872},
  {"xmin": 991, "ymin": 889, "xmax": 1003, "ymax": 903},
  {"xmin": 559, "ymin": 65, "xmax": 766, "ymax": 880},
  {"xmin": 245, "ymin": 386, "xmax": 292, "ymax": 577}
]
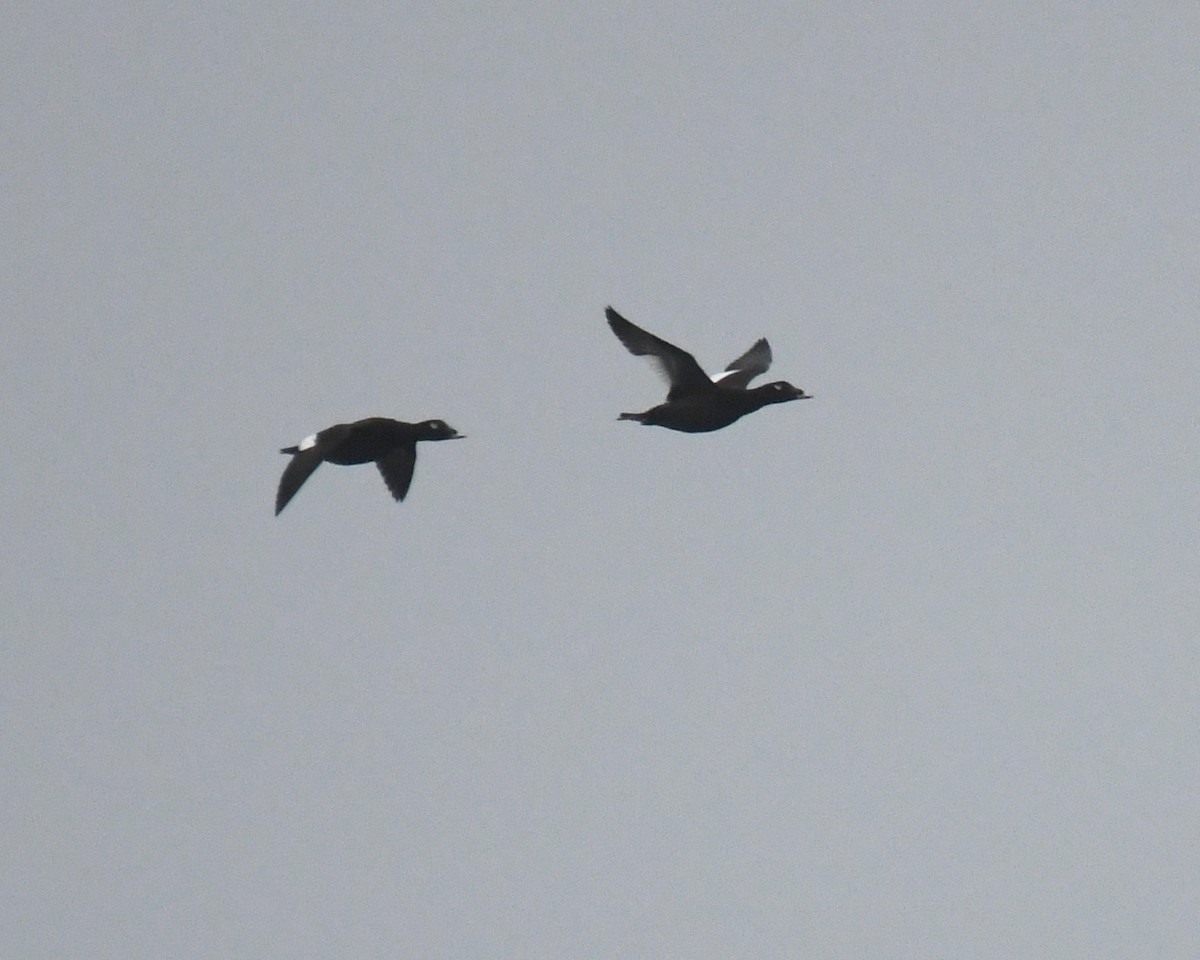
[
  {"xmin": 712, "ymin": 338, "xmax": 772, "ymax": 389},
  {"xmin": 376, "ymin": 445, "xmax": 417, "ymax": 501},
  {"xmin": 275, "ymin": 448, "xmax": 324, "ymax": 515},
  {"xmin": 606, "ymin": 306, "xmax": 712, "ymax": 400}
]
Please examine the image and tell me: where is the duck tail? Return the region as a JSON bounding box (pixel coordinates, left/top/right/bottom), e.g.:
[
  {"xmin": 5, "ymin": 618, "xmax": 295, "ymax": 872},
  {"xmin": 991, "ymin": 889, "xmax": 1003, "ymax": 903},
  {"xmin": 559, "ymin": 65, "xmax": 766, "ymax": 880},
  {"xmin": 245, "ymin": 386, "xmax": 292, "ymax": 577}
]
[
  {"xmin": 617, "ymin": 412, "xmax": 648, "ymax": 424},
  {"xmin": 280, "ymin": 445, "xmax": 300, "ymax": 455}
]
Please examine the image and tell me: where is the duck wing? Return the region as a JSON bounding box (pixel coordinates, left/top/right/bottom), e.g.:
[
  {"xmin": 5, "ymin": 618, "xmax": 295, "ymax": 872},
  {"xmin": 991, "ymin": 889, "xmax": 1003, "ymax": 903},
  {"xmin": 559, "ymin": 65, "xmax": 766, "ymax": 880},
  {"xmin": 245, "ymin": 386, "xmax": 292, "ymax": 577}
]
[
  {"xmin": 376, "ymin": 444, "xmax": 417, "ymax": 501},
  {"xmin": 606, "ymin": 306, "xmax": 713, "ymax": 400},
  {"xmin": 275, "ymin": 447, "xmax": 325, "ymax": 515},
  {"xmin": 711, "ymin": 338, "xmax": 771, "ymax": 389}
]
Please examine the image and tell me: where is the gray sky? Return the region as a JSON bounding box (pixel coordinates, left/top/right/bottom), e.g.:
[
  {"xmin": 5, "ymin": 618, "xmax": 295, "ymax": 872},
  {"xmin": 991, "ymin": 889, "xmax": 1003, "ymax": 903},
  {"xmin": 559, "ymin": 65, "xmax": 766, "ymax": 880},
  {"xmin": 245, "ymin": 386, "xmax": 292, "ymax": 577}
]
[{"xmin": 5, "ymin": 2, "xmax": 1198, "ymax": 957}]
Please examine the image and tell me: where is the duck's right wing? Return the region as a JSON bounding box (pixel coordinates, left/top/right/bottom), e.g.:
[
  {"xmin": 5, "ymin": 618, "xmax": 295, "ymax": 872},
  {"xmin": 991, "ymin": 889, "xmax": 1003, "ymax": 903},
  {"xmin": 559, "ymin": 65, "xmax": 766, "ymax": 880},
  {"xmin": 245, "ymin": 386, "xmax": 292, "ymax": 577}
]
[
  {"xmin": 606, "ymin": 306, "xmax": 712, "ymax": 399},
  {"xmin": 712, "ymin": 338, "xmax": 771, "ymax": 389},
  {"xmin": 275, "ymin": 448, "xmax": 324, "ymax": 515}
]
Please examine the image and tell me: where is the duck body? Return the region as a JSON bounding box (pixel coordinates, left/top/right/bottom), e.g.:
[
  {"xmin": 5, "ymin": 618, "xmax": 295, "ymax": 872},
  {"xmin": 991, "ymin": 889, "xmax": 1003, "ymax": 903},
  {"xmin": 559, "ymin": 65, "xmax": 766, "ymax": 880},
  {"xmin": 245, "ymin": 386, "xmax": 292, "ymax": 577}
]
[
  {"xmin": 606, "ymin": 306, "xmax": 810, "ymax": 433},
  {"xmin": 617, "ymin": 382, "xmax": 808, "ymax": 432},
  {"xmin": 275, "ymin": 417, "xmax": 463, "ymax": 515}
]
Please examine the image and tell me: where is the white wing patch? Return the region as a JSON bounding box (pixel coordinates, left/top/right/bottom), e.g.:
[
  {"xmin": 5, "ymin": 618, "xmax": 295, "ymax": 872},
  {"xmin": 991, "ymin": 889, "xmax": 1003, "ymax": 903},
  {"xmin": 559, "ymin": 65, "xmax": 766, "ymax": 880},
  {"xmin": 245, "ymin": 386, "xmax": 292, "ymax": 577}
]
[{"xmin": 299, "ymin": 433, "xmax": 319, "ymax": 450}]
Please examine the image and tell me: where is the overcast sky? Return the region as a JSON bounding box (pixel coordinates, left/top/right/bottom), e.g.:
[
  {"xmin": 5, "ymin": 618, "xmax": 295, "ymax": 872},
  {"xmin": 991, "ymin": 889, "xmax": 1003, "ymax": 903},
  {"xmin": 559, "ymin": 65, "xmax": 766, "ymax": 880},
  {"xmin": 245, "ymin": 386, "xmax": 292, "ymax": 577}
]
[{"xmin": 5, "ymin": 2, "xmax": 1199, "ymax": 957}]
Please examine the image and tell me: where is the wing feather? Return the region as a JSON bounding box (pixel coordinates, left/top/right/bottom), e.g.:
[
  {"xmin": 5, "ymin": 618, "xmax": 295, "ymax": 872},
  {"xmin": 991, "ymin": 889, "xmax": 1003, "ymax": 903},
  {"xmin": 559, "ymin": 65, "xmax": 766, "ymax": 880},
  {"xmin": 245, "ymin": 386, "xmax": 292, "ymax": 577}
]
[
  {"xmin": 606, "ymin": 306, "xmax": 713, "ymax": 399},
  {"xmin": 376, "ymin": 445, "xmax": 417, "ymax": 501},
  {"xmin": 712, "ymin": 338, "xmax": 772, "ymax": 389},
  {"xmin": 275, "ymin": 448, "xmax": 324, "ymax": 515}
]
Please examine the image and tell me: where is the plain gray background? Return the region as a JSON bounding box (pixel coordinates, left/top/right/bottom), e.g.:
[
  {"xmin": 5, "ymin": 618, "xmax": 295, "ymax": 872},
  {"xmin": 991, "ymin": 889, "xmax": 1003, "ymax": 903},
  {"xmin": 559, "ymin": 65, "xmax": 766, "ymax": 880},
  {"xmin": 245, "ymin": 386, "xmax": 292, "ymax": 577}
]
[{"xmin": 5, "ymin": 2, "xmax": 1198, "ymax": 957}]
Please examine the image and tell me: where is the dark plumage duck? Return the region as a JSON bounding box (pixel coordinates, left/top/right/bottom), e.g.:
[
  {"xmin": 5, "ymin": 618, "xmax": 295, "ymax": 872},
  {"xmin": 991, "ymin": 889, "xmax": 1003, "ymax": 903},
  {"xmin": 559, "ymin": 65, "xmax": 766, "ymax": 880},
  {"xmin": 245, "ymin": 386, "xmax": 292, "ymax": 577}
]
[
  {"xmin": 606, "ymin": 306, "xmax": 811, "ymax": 433},
  {"xmin": 275, "ymin": 417, "xmax": 463, "ymax": 515}
]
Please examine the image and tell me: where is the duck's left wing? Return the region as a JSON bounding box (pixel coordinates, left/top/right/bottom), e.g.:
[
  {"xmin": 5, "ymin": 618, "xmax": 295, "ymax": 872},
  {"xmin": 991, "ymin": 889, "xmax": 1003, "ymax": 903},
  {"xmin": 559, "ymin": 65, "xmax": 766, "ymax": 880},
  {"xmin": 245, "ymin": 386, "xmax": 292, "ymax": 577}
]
[
  {"xmin": 606, "ymin": 306, "xmax": 712, "ymax": 398},
  {"xmin": 376, "ymin": 445, "xmax": 417, "ymax": 501}
]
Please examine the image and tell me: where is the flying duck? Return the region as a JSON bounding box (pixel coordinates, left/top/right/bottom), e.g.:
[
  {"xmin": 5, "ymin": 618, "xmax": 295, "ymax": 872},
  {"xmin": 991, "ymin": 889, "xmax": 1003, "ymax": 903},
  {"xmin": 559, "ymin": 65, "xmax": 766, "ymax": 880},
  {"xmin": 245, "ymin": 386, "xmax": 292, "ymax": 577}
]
[
  {"xmin": 606, "ymin": 306, "xmax": 810, "ymax": 432},
  {"xmin": 275, "ymin": 417, "xmax": 463, "ymax": 515}
]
